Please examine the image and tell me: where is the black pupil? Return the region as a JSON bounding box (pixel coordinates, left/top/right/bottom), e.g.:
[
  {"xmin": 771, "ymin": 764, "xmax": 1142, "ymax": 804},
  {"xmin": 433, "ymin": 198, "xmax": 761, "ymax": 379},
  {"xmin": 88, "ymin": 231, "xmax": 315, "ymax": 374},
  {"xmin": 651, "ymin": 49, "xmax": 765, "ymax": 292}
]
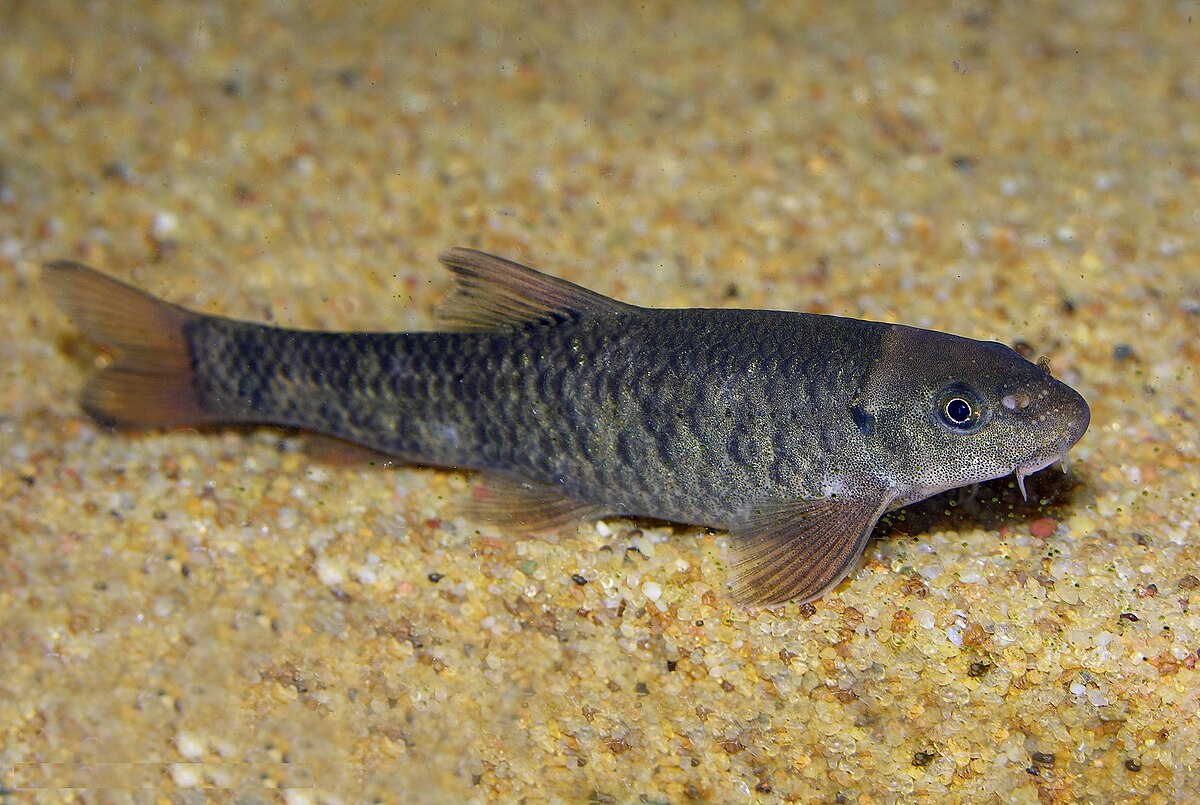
[{"xmin": 946, "ymin": 397, "xmax": 973, "ymax": 424}]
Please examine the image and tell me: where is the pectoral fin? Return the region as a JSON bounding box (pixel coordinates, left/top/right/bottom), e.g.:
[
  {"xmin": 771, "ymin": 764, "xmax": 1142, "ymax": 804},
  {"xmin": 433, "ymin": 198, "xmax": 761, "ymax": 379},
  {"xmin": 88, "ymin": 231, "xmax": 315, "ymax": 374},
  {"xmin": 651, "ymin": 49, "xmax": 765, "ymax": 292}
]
[
  {"xmin": 464, "ymin": 474, "xmax": 608, "ymax": 532},
  {"xmin": 728, "ymin": 492, "xmax": 893, "ymax": 606}
]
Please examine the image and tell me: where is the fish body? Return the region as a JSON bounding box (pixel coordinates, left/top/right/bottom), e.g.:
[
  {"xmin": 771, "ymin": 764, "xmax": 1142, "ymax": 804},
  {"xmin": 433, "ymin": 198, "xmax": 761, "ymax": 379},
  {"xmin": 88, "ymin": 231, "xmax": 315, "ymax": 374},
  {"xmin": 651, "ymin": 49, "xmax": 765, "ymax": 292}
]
[{"xmin": 44, "ymin": 249, "xmax": 1091, "ymax": 604}]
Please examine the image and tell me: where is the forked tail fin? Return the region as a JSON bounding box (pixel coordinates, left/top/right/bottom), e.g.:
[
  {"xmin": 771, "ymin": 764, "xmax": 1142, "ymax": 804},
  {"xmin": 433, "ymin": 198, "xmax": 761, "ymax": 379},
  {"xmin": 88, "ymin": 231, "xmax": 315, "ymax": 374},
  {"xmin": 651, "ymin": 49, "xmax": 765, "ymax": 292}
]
[{"xmin": 43, "ymin": 261, "xmax": 215, "ymax": 428}]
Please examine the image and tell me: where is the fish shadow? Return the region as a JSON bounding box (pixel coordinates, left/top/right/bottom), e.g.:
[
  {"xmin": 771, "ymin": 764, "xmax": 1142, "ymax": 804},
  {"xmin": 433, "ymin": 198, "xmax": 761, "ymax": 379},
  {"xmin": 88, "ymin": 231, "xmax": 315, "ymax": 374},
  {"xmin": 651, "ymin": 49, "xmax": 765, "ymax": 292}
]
[{"xmin": 876, "ymin": 466, "xmax": 1091, "ymax": 543}]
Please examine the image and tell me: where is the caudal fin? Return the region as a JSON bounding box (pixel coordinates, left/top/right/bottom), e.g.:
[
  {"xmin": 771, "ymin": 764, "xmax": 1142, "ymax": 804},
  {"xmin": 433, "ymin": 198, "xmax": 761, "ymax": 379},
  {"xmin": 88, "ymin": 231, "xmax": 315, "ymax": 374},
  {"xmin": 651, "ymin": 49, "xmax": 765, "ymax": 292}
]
[{"xmin": 43, "ymin": 261, "xmax": 213, "ymax": 428}]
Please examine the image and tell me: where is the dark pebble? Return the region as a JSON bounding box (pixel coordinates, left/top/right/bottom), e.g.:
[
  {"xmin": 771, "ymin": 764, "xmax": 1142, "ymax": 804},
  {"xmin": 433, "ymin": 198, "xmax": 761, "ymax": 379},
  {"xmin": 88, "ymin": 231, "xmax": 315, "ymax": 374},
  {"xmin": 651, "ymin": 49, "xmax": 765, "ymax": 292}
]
[
  {"xmin": 101, "ymin": 161, "xmax": 133, "ymax": 181},
  {"xmin": 912, "ymin": 750, "xmax": 936, "ymax": 767}
]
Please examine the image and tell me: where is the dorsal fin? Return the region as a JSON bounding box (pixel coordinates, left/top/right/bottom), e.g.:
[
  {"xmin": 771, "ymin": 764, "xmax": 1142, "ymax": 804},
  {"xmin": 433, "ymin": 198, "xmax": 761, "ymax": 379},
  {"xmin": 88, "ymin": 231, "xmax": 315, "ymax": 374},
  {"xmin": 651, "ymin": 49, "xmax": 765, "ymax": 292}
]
[{"xmin": 436, "ymin": 248, "xmax": 633, "ymax": 331}]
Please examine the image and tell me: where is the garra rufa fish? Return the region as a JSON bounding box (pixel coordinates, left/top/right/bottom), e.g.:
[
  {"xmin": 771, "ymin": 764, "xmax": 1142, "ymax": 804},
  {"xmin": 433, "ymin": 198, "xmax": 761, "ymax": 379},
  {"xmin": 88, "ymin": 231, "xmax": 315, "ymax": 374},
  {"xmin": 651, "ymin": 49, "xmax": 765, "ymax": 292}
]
[{"xmin": 43, "ymin": 249, "xmax": 1091, "ymax": 605}]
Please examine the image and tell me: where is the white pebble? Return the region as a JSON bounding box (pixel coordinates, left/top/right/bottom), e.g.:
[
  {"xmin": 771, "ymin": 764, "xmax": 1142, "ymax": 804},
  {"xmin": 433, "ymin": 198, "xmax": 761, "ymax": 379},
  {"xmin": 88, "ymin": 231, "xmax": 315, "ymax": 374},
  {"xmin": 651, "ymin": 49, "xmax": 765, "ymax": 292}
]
[
  {"xmin": 631, "ymin": 534, "xmax": 656, "ymax": 558},
  {"xmin": 176, "ymin": 732, "xmax": 204, "ymax": 759},
  {"xmin": 918, "ymin": 562, "xmax": 943, "ymax": 581},
  {"xmin": 276, "ymin": 507, "xmax": 299, "ymax": 530},
  {"xmin": 170, "ymin": 764, "xmax": 201, "ymax": 787},
  {"xmin": 0, "ymin": 237, "xmax": 22, "ymax": 261},
  {"xmin": 642, "ymin": 581, "xmax": 662, "ymax": 602},
  {"xmin": 152, "ymin": 211, "xmax": 179, "ymax": 239},
  {"xmin": 315, "ymin": 559, "xmax": 344, "ymax": 586},
  {"xmin": 292, "ymin": 155, "xmax": 316, "ymax": 176}
]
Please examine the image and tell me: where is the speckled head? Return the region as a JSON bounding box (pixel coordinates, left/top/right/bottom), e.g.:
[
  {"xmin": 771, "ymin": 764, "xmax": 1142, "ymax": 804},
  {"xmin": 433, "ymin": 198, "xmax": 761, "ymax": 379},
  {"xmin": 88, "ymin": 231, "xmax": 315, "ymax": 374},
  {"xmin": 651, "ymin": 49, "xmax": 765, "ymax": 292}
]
[{"xmin": 859, "ymin": 325, "xmax": 1091, "ymax": 507}]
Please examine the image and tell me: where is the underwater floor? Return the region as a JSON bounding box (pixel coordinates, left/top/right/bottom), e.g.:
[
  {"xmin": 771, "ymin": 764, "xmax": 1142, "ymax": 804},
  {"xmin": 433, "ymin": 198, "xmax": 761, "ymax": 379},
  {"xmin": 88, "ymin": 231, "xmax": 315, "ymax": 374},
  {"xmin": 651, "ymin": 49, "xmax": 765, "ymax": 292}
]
[{"xmin": 2, "ymin": 2, "xmax": 1197, "ymax": 801}]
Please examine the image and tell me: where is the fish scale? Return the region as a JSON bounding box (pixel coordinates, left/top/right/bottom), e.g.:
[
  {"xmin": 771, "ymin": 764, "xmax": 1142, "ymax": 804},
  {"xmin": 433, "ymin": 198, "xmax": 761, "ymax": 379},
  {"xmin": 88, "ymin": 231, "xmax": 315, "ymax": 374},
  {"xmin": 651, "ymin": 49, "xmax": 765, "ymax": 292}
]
[
  {"xmin": 184, "ymin": 309, "xmax": 884, "ymax": 528},
  {"xmin": 42, "ymin": 248, "xmax": 1091, "ymax": 605}
]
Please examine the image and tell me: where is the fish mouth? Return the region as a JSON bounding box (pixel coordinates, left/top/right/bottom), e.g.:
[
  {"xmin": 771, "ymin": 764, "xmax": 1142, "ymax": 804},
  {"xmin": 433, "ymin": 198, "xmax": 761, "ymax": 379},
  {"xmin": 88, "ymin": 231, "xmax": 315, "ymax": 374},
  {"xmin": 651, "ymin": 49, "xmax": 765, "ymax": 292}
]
[
  {"xmin": 1013, "ymin": 452, "xmax": 1069, "ymax": 501},
  {"xmin": 1014, "ymin": 386, "xmax": 1091, "ymax": 500}
]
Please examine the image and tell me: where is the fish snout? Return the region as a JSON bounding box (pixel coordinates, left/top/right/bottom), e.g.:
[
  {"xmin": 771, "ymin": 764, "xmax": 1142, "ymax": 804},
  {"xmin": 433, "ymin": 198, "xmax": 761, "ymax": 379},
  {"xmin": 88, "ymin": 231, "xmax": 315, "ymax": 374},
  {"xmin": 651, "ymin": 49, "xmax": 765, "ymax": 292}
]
[
  {"xmin": 1057, "ymin": 383, "xmax": 1091, "ymax": 450},
  {"xmin": 1012, "ymin": 377, "xmax": 1091, "ymax": 451},
  {"xmin": 1004, "ymin": 377, "xmax": 1090, "ymax": 495}
]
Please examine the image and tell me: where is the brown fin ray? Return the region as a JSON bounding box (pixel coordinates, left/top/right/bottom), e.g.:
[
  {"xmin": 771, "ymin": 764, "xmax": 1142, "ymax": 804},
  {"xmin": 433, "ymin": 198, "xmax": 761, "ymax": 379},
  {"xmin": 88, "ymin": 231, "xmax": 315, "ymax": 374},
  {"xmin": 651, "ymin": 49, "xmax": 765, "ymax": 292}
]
[
  {"xmin": 301, "ymin": 434, "xmax": 400, "ymax": 467},
  {"xmin": 436, "ymin": 248, "xmax": 633, "ymax": 331},
  {"xmin": 463, "ymin": 474, "xmax": 608, "ymax": 532},
  {"xmin": 42, "ymin": 261, "xmax": 212, "ymax": 428},
  {"xmin": 728, "ymin": 492, "xmax": 893, "ymax": 606}
]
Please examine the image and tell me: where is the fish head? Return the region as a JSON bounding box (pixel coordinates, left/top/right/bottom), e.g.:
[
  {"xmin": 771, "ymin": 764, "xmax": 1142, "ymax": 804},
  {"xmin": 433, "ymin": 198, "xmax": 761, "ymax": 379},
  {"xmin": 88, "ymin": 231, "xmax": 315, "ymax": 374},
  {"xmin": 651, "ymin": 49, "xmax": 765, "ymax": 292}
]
[{"xmin": 862, "ymin": 326, "xmax": 1091, "ymax": 506}]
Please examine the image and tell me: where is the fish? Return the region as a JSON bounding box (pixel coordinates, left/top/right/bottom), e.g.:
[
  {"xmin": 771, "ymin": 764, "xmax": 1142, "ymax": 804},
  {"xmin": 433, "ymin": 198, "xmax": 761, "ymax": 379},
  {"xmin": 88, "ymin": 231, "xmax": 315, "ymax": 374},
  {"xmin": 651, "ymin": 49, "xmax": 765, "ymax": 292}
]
[{"xmin": 43, "ymin": 249, "xmax": 1091, "ymax": 605}]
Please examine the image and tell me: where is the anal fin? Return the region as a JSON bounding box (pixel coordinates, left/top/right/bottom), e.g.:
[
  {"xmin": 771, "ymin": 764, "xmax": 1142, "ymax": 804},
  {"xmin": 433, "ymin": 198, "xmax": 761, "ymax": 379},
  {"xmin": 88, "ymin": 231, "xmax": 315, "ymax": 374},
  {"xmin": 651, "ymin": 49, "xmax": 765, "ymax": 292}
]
[
  {"xmin": 463, "ymin": 475, "xmax": 607, "ymax": 532},
  {"xmin": 728, "ymin": 492, "xmax": 893, "ymax": 606},
  {"xmin": 301, "ymin": 433, "xmax": 400, "ymax": 467}
]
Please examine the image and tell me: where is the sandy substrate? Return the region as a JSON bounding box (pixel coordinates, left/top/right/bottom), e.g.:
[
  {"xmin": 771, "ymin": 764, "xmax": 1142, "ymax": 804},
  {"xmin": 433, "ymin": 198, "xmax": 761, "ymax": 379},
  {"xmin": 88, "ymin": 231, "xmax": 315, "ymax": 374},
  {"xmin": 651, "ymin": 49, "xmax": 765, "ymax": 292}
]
[{"xmin": 2, "ymin": 2, "xmax": 1198, "ymax": 802}]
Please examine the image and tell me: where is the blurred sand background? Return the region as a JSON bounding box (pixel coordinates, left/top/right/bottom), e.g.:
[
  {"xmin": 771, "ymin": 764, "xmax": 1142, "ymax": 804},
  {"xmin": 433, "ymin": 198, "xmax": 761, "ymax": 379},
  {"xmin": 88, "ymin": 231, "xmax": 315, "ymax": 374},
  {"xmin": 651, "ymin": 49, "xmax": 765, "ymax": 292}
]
[{"xmin": 2, "ymin": 2, "xmax": 1198, "ymax": 802}]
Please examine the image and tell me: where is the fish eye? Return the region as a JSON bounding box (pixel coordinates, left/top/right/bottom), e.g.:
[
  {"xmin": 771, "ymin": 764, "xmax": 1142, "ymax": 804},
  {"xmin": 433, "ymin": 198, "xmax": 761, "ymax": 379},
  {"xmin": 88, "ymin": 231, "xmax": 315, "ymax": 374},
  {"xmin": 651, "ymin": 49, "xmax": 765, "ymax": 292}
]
[
  {"xmin": 945, "ymin": 397, "xmax": 973, "ymax": 423},
  {"xmin": 934, "ymin": 385, "xmax": 985, "ymax": 433}
]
